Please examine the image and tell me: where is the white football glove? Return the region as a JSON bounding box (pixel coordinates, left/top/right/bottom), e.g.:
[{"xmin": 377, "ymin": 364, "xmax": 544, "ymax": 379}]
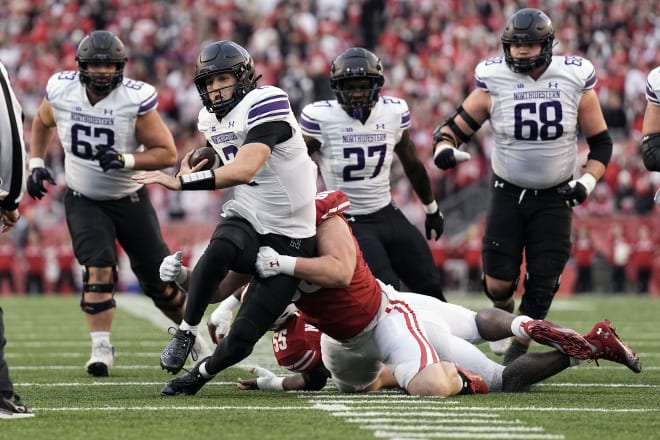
[
  {"xmin": 208, "ymin": 295, "xmax": 240, "ymax": 343},
  {"xmin": 255, "ymin": 246, "xmax": 296, "ymax": 278},
  {"xmin": 159, "ymin": 251, "xmax": 187, "ymax": 285},
  {"xmin": 251, "ymin": 366, "xmax": 285, "ymax": 390}
]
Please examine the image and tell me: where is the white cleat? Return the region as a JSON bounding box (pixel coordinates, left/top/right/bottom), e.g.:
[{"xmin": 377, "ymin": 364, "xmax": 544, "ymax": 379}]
[
  {"xmin": 488, "ymin": 337, "xmax": 512, "ymax": 356},
  {"xmin": 86, "ymin": 341, "xmax": 114, "ymax": 377}
]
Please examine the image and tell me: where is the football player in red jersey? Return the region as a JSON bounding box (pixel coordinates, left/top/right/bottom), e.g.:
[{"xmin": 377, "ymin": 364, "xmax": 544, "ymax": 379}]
[{"xmin": 162, "ymin": 191, "xmax": 641, "ymax": 395}]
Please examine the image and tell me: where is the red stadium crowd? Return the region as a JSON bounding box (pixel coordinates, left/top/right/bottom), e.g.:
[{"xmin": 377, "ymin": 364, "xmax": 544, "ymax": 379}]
[{"xmin": 0, "ymin": 0, "xmax": 658, "ymax": 294}]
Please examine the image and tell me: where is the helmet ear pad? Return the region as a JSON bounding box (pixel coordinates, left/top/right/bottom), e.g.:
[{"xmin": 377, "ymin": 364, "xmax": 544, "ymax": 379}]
[
  {"xmin": 330, "ymin": 47, "xmax": 384, "ymax": 120},
  {"xmin": 193, "ymin": 40, "xmax": 258, "ymax": 119},
  {"xmin": 76, "ymin": 31, "xmax": 127, "ymax": 95},
  {"xmin": 501, "ymin": 8, "xmax": 555, "ymax": 73}
]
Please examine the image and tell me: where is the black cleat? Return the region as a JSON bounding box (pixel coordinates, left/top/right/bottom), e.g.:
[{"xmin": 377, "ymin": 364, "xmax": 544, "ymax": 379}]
[
  {"xmin": 160, "ymin": 357, "xmax": 214, "ymax": 396},
  {"xmin": 0, "ymin": 393, "xmax": 34, "ymax": 419},
  {"xmin": 160, "ymin": 327, "xmax": 196, "ymax": 374}
]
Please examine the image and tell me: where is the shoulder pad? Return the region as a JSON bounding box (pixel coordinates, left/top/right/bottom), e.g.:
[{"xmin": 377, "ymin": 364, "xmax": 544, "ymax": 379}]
[{"xmin": 315, "ymin": 191, "xmax": 350, "ymax": 226}]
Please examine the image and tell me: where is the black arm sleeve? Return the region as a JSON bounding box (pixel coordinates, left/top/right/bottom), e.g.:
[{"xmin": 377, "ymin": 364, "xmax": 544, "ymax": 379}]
[
  {"xmin": 0, "ymin": 67, "xmax": 25, "ymax": 211},
  {"xmin": 586, "ymin": 130, "xmax": 613, "ymax": 167},
  {"xmin": 244, "ymin": 121, "xmax": 293, "ymax": 150}
]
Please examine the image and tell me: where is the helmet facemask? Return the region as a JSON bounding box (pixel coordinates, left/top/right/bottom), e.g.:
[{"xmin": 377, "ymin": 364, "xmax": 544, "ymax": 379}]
[
  {"xmin": 501, "ymin": 8, "xmax": 555, "ymax": 74},
  {"xmin": 78, "ymin": 64, "xmax": 125, "ymax": 95},
  {"xmin": 76, "ymin": 31, "xmax": 127, "ymax": 96},
  {"xmin": 193, "ymin": 41, "xmax": 259, "ymax": 120},
  {"xmin": 333, "ymin": 77, "xmax": 383, "ymax": 121},
  {"xmin": 330, "ymin": 48, "xmax": 384, "ymax": 122}
]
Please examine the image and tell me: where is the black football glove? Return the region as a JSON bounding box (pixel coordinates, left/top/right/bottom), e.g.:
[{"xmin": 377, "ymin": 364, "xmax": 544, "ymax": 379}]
[
  {"xmin": 26, "ymin": 167, "xmax": 56, "ymax": 200},
  {"xmin": 94, "ymin": 145, "xmax": 125, "ymax": 172},
  {"xmin": 557, "ymin": 180, "xmax": 588, "ymax": 207},
  {"xmin": 433, "ymin": 145, "xmax": 471, "ymax": 170},
  {"xmin": 425, "ymin": 209, "xmax": 444, "ymax": 240}
]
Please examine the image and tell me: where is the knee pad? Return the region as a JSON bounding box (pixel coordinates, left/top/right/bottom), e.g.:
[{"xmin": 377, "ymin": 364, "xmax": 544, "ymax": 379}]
[
  {"xmin": 482, "ymin": 274, "xmax": 518, "ymax": 305},
  {"xmin": 82, "ymin": 265, "xmax": 117, "ymax": 293},
  {"xmin": 80, "ymin": 266, "xmax": 117, "ymax": 314},
  {"xmin": 80, "ymin": 298, "xmax": 116, "ymax": 315},
  {"xmin": 149, "ymin": 283, "xmax": 187, "ymax": 312},
  {"xmin": 519, "ymin": 273, "xmax": 560, "ymax": 319}
]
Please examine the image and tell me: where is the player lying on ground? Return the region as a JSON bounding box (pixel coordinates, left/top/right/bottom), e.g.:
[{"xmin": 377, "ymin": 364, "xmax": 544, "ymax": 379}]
[{"xmin": 160, "ymin": 191, "xmax": 641, "ymax": 394}]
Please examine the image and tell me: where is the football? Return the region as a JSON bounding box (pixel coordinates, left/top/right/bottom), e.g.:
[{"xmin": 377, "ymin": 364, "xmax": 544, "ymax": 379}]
[{"xmin": 188, "ymin": 146, "xmax": 221, "ymax": 170}]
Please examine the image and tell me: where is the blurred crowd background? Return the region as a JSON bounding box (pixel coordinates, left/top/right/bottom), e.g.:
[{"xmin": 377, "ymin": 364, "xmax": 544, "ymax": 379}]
[{"xmin": 0, "ymin": 0, "xmax": 658, "ymax": 295}]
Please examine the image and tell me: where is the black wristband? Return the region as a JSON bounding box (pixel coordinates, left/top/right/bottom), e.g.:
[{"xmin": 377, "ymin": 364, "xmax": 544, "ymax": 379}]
[{"xmin": 179, "ymin": 170, "xmax": 216, "ymax": 190}]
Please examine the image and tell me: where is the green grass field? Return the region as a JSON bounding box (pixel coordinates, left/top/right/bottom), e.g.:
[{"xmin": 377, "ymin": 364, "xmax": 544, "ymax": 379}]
[{"xmin": 1, "ymin": 292, "xmax": 658, "ymax": 439}]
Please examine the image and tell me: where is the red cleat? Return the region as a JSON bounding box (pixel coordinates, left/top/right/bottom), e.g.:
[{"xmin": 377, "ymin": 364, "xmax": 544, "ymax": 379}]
[
  {"xmin": 454, "ymin": 364, "xmax": 488, "ymax": 395},
  {"xmin": 582, "ymin": 319, "xmax": 642, "ymax": 373},
  {"xmin": 522, "ymin": 319, "xmax": 593, "ymax": 359}
]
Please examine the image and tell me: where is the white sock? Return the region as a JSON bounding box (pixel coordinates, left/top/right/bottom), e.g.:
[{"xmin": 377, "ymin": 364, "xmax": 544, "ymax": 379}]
[
  {"xmin": 179, "ymin": 320, "xmax": 198, "ymax": 335},
  {"xmin": 511, "ymin": 315, "xmax": 533, "ymax": 339},
  {"xmin": 198, "ymin": 360, "xmax": 214, "ymax": 378},
  {"xmin": 90, "ymin": 331, "xmax": 110, "ymax": 346}
]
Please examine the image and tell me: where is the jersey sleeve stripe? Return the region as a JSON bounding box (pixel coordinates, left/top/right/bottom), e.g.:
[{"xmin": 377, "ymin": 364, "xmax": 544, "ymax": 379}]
[
  {"xmin": 299, "ymin": 112, "xmax": 321, "ymax": 134},
  {"xmin": 583, "ymin": 69, "xmax": 597, "ymax": 91},
  {"xmin": 474, "ymin": 77, "xmax": 488, "ymax": 92},
  {"xmin": 279, "ymin": 350, "xmax": 318, "ymax": 373},
  {"xmin": 247, "ymin": 95, "xmax": 290, "ymax": 119},
  {"xmin": 646, "ymin": 82, "xmax": 660, "ymax": 105},
  {"xmin": 138, "ymin": 91, "xmax": 158, "ymax": 114},
  {"xmin": 401, "ymin": 110, "xmax": 411, "ymax": 129}
]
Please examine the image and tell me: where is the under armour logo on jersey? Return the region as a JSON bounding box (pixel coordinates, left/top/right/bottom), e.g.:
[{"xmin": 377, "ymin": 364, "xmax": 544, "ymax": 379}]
[
  {"xmin": 228, "ymin": 120, "xmax": 235, "ymax": 128},
  {"xmin": 548, "ymin": 82, "xmax": 559, "ymax": 88},
  {"xmin": 516, "ymin": 83, "xmax": 524, "ymax": 89},
  {"xmin": 104, "ymin": 109, "xmax": 113, "ymax": 115},
  {"xmin": 376, "ymin": 123, "xmax": 385, "ymax": 130},
  {"xmin": 494, "ymin": 180, "xmax": 504, "ymax": 189},
  {"xmin": 596, "ymin": 327, "xmax": 609, "ymax": 338}
]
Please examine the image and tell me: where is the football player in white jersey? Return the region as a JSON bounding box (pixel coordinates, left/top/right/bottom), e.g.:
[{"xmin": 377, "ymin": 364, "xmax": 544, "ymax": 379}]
[
  {"xmin": 26, "ymin": 31, "xmax": 182, "ymax": 377},
  {"xmin": 641, "ymin": 66, "xmax": 660, "ymax": 205},
  {"xmin": 132, "ymin": 40, "xmax": 317, "ymax": 396},
  {"xmin": 432, "ymin": 8, "xmax": 613, "ymax": 364},
  {"xmin": 0, "ymin": 60, "xmax": 34, "ymax": 418},
  {"xmin": 299, "ymin": 48, "xmax": 446, "ymax": 302}
]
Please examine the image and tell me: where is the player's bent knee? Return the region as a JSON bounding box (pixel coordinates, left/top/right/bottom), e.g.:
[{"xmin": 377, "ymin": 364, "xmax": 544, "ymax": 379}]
[
  {"xmin": 148, "ymin": 283, "xmax": 186, "ymax": 311},
  {"xmin": 483, "ymin": 275, "xmax": 518, "ymax": 302},
  {"xmin": 221, "ymin": 316, "xmax": 262, "ymax": 361},
  {"xmin": 80, "ymin": 266, "xmax": 117, "ymax": 314},
  {"xmin": 520, "ymin": 274, "xmax": 560, "ymax": 319}
]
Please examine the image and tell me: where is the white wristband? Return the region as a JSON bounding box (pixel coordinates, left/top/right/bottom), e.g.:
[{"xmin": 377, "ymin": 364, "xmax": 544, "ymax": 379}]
[
  {"xmin": 577, "ymin": 173, "xmax": 597, "ymax": 195},
  {"xmin": 278, "ymin": 255, "xmax": 297, "ymax": 276},
  {"xmin": 29, "ymin": 158, "xmax": 45, "ymax": 170},
  {"xmin": 122, "ymin": 153, "xmax": 135, "ymax": 169},
  {"xmin": 256, "ymin": 375, "xmax": 285, "ymax": 390},
  {"xmin": 423, "ymin": 200, "xmax": 438, "ymax": 214}
]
